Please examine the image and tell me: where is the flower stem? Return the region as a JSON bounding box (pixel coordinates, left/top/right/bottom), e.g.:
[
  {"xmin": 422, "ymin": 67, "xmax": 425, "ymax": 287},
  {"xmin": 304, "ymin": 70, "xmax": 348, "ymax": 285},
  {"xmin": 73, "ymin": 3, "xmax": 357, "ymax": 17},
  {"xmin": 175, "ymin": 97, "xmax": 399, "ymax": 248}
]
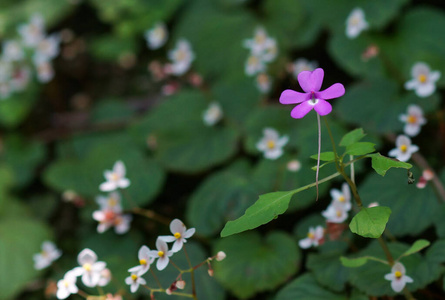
[
  {"xmin": 77, "ymin": 290, "xmax": 89, "ymax": 299},
  {"xmin": 150, "ymin": 268, "xmax": 163, "ymax": 289},
  {"xmin": 316, "ymin": 113, "xmax": 322, "ymax": 200},
  {"xmin": 183, "ymin": 246, "xmax": 197, "ymax": 300},
  {"xmin": 131, "ymin": 207, "xmax": 171, "ymax": 225}
]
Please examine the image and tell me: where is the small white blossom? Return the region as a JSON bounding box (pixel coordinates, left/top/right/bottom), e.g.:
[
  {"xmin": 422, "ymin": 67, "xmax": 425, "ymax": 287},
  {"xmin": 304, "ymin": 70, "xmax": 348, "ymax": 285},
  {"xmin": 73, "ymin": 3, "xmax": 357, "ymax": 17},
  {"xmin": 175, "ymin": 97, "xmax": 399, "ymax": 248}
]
[
  {"xmin": 245, "ymin": 54, "xmax": 266, "ymax": 76},
  {"xmin": 125, "ymin": 270, "xmax": 146, "ymax": 293},
  {"xmin": 384, "ymin": 262, "xmax": 414, "ymax": 293},
  {"xmin": 2, "ymin": 40, "xmax": 24, "ymax": 62},
  {"xmin": 98, "ymin": 268, "xmax": 112, "ymax": 287},
  {"xmin": 203, "ymin": 102, "xmax": 223, "ymax": 126},
  {"xmin": 404, "ymin": 62, "xmax": 441, "ymax": 98},
  {"xmin": 322, "ymin": 202, "xmax": 348, "ymax": 223},
  {"xmin": 128, "ymin": 245, "xmax": 155, "ymax": 275},
  {"xmin": 18, "ymin": 14, "xmax": 46, "ymax": 47},
  {"xmin": 149, "ymin": 238, "xmax": 174, "ymax": 271},
  {"xmin": 399, "ymin": 104, "xmax": 426, "ymax": 137},
  {"xmin": 256, "ymin": 128, "xmax": 289, "ymax": 160},
  {"xmin": 96, "ymin": 192, "xmax": 122, "ymax": 211},
  {"xmin": 290, "ymin": 58, "xmax": 318, "ymax": 79},
  {"xmin": 260, "ymin": 38, "xmax": 278, "ymax": 63},
  {"xmin": 57, "ymin": 271, "xmax": 78, "ymax": 299},
  {"xmin": 144, "ymin": 23, "xmax": 168, "ymax": 50},
  {"xmin": 168, "ymin": 39, "xmax": 195, "ymax": 76},
  {"xmin": 33, "ymin": 241, "xmax": 62, "ymax": 270},
  {"xmin": 243, "ymin": 27, "xmax": 274, "ymax": 58},
  {"xmin": 216, "ymin": 251, "xmax": 226, "ymax": 261},
  {"xmin": 99, "ymin": 161, "xmax": 131, "ymax": 192},
  {"xmin": 71, "ymin": 249, "xmax": 107, "ymax": 287},
  {"xmin": 256, "ymin": 73, "xmax": 272, "ymax": 93},
  {"xmin": 176, "ymin": 280, "xmax": 186, "ymax": 289},
  {"xmin": 35, "ymin": 59, "xmax": 55, "ymax": 83},
  {"xmin": 388, "ymin": 135, "xmax": 419, "ymax": 162},
  {"xmin": 93, "ymin": 208, "xmax": 132, "ymax": 234},
  {"xmin": 159, "ymin": 219, "xmax": 195, "ymax": 253},
  {"xmin": 287, "ymin": 160, "xmax": 301, "ymax": 172},
  {"xmin": 330, "ymin": 183, "xmax": 351, "ymax": 211},
  {"xmin": 298, "ymin": 226, "xmax": 325, "ymax": 249},
  {"xmin": 33, "ymin": 33, "xmax": 61, "ymax": 63},
  {"xmin": 346, "ymin": 8, "xmax": 369, "ymax": 39}
]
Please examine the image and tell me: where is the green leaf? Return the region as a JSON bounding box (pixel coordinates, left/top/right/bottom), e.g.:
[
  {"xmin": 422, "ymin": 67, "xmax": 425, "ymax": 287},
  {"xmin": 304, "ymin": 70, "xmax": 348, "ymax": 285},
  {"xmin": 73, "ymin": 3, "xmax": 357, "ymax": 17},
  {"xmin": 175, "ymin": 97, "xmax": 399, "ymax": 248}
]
[
  {"xmin": 310, "ymin": 152, "xmax": 336, "ymax": 161},
  {"xmin": 340, "ymin": 257, "xmax": 368, "ymax": 268},
  {"xmin": 399, "ymin": 239, "xmax": 431, "ymax": 259},
  {"xmin": 339, "ymin": 128, "xmax": 367, "ymax": 147},
  {"xmin": 220, "ymin": 190, "xmax": 295, "ymax": 237},
  {"xmin": 307, "ymin": 252, "xmax": 349, "ymax": 292},
  {"xmin": 214, "ymin": 231, "xmax": 300, "ymax": 299},
  {"xmin": 349, "ymin": 207, "xmax": 391, "ymax": 238},
  {"xmin": 369, "ymin": 153, "xmax": 412, "ymax": 176},
  {"xmin": 274, "ymin": 273, "xmax": 347, "ymax": 300},
  {"xmin": 345, "ymin": 142, "xmax": 375, "ymax": 156}
]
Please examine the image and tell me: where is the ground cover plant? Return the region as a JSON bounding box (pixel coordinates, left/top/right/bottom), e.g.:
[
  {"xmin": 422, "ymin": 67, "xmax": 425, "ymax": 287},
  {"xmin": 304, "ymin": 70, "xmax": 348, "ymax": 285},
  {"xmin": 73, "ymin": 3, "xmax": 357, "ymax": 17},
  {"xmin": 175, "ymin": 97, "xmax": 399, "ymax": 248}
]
[{"xmin": 0, "ymin": 0, "xmax": 445, "ymax": 299}]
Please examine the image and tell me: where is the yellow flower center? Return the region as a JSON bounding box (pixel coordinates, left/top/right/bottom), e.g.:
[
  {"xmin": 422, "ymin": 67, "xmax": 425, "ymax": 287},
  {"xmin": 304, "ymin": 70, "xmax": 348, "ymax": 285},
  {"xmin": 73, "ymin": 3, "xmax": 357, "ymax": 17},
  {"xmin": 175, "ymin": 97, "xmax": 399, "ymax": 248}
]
[
  {"xmin": 83, "ymin": 263, "xmax": 92, "ymax": 271},
  {"xmin": 350, "ymin": 16, "xmax": 360, "ymax": 26},
  {"xmin": 407, "ymin": 115, "xmax": 417, "ymax": 124},
  {"xmin": 338, "ymin": 195, "xmax": 345, "ymax": 202},
  {"xmin": 257, "ymin": 73, "xmax": 268, "ymax": 85},
  {"xmin": 108, "ymin": 198, "xmax": 118, "ymax": 206},
  {"xmin": 158, "ymin": 251, "xmax": 164, "ymax": 257},
  {"xmin": 307, "ymin": 232, "xmax": 315, "ymax": 239},
  {"xmin": 400, "ymin": 144, "xmax": 408, "ymax": 153},
  {"xmin": 267, "ymin": 140, "xmax": 275, "ymax": 149},
  {"xmin": 131, "ymin": 274, "xmax": 138, "ymax": 281},
  {"xmin": 110, "ymin": 173, "xmax": 119, "ymax": 181},
  {"xmin": 418, "ymin": 74, "xmax": 427, "ymax": 83},
  {"xmin": 176, "ymin": 50, "xmax": 187, "ymax": 61},
  {"xmin": 336, "ymin": 210, "xmax": 342, "ymax": 217},
  {"xmin": 63, "ymin": 280, "xmax": 70, "ymax": 288},
  {"xmin": 248, "ymin": 55, "xmax": 259, "ymax": 66},
  {"xmin": 395, "ymin": 271, "xmax": 402, "ymax": 279},
  {"xmin": 255, "ymin": 34, "xmax": 266, "ymax": 44},
  {"xmin": 140, "ymin": 259, "xmax": 147, "ymax": 265},
  {"xmin": 174, "ymin": 232, "xmax": 181, "ymax": 239}
]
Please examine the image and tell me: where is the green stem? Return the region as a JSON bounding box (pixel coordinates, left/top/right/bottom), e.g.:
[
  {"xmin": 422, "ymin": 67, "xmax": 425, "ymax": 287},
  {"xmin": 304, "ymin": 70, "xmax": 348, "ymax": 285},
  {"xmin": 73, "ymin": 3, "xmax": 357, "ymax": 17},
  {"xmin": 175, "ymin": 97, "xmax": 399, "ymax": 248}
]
[{"xmin": 183, "ymin": 246, "xmax": 197, "ymax": 300}]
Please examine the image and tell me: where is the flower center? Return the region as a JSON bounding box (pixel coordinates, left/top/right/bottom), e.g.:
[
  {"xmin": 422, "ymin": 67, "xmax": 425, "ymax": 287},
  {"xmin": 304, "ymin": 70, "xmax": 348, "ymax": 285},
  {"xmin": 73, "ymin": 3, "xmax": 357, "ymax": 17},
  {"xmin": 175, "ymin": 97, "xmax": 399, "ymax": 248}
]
[
  {"xmin": 394, "ymin": 271, "xmax": 402, "ymax": 279},
  {"xmin": 266, "ymin": 140, "xmax": 276, "ymax": 149},
  {"xmin": 350, "ymin": 16, "xmax": 360, "ymax": 26},
  {"xmin": 248, "ymin": 55, "xmax": 259, "ymax": 66},
  {"xmin": 108, "ymin": 198, "xmax": 118, "ymax": 206},
  {"xmin": 407, "ymin": 115, "xmax": 417, "ymax": 124},
  {"xmin": 174, "ymin": 232, "xmax": 181, "ymax": 239},
  {"xmin": 336, "ymin": 210, "xmax": 342, "ymax": 218},
  {"xmin": 158, "ymin": 251, "xmax": 165, "ymax": 257},
  {"xmin": 400, "ymin": 144, "xmax": 408, "ymax": 153},
  {"xmin": 255, "ymin": 33, "xmax": 266, "ymax": 44},
  {"xmin": 176, "ymin": 49, "xmax": 187, "ymax": 61},
  {"xmin": 338, "ymin": 195, "xmax": 345, "ymax": 202},
  {"xmin": 110, "ymin": 173, "xmax": 120, "ymax": 181},
  {"xmin": 257, "ymin": 73, "xmax": 268, "ymax": 84},
  {"xmin": 83, "ymin": 263, "xmax": 92, "ymax": 271},
  {"xmin": 131, "ymin": 274, "xmax": 138, "ymax": 281},
  {"xmin": 140, "ymin": 259, "xmax": 147, "ymax": 265},
  {"xmin": 307, "ymin": 232, "xmax": 315, "ymax": 239},
  {"xmin": 418, "ymin": 74, "xmax": 427, "ymax": 83},
  {"xmin": 63, "ymin": 280, "xmax": 70, "ymax": 288},
  {"xmin": 309, "ymin": 98, "xmax": 319, "ymax": 105}
]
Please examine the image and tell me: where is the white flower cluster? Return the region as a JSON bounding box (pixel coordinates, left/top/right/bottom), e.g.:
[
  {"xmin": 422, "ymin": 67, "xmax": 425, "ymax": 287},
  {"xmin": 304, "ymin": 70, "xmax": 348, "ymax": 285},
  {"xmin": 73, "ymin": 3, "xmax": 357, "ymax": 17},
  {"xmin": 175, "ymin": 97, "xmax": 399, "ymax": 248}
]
[
  {"xmin": 243, "ymin": 27, "xmax": 278, "ymax": 93},
  {"xmin": 125, "ymin": 219, "xmax": 195, "ymax": 293},
  {"xmin": 56, "ymin": 249, "xmax": 111, "ymax": 299},
  {"xmin": 0, "ymin": 13, "xmax": 61, "ymax": 99}
]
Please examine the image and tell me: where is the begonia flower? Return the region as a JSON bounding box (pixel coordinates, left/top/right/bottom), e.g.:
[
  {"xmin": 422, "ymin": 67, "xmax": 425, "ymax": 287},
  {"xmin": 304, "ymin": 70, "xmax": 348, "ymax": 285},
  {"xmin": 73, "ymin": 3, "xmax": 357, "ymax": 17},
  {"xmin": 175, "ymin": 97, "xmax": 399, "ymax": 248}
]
[
  {"xmin": 2, "ymin": 40, "xmax": 24, "ymax": 62},
  {"xmin": 99, "ymin": 161, "xmax": 130, "ymax": 192},
  {"xmin": 322, "ymin": 202, "xmax": 349, "ymax": 223},
  {"xmin": 128, "ymin": 245, "xmax": 155, "ymax": 275},
  {"xmin": 299, "ymin": 226, "xmax": 325, "ymax": 249},
  {"xmin": 287, "ymin": 159, "xmax": 301, "ymax": 172},
  {"xmin": 125, "ymin": 270, "xmax": 146, "ymax": 293},
  {"xmin": 71, "ymin": 249, "xmax": 107, "ymax": 287},
  {"xmin": 145, "ymin": 23, "xmax": 168, "ymax": 50},
  {"xmin": 33, "ymin": 33, "xmax": 61, "ymax": 63},
  {"xmin": 345, "ymin": 8, "xmax": 369, "ymax": 39},
  {"xmin": 96, "ymin": 192, "xmax": 122, "ymax": 211},
  {"xmin": 399, "ymin": 104, "xmax": 426, "ymax": 137},
  {"xmin": 168, "ymin": 39, "xmax": 195, "ymax": 76},
  {"xmin": 279, "ymin": 68, "xmax": 345, "ymax": 119},
  {"xmin": 18, "ymin": 14, "xmax": 45, "ymax": 47},
  {"xmin": 159, "ymin": 219, "xmax": 195, "ymax": 253},
  {"xmin": 256, "ymin": 73, "xmax": 272, "ymax": 93},
  {"xmin": 405, "ymin": 62, "xmax": 441, "ymax": 98},
  {"xmin": 202, "ymin": 102, "xmax": 223, "ymax": 126},
  {"xmin": 35, "ymin": 59, "xmax": 55, "ymax": 83},
  {"xmin": 243, "ymin": 27, "xmax": 274, "ymax": 56},
  {"xmin": 245, "ymin": 54, "xmax": 266, "ymax": 76},
  {"xmin": 384, "ymin": 262, "xmax": 414, "ymax": 293},
  {"xmin": 149, "ymin": 238, "xmax": 174, "ymax": 271},
  {"xmin": 388, "ymin": 135, "xmax": 418, "ymax": 162},
  {"xmin": 256, "ymin": 128, "xmax": 289, "ymax": 160},
  {"xmin": 330, "ymin": 183, "xmax": 351, "ymax": 211},
  {"xmin": 56, "ymin": 271, "xmax": 78, "ymax": 299},
  {"xmin": 33, "ymin": 241, "xmax": 62, "ymax": 270}
]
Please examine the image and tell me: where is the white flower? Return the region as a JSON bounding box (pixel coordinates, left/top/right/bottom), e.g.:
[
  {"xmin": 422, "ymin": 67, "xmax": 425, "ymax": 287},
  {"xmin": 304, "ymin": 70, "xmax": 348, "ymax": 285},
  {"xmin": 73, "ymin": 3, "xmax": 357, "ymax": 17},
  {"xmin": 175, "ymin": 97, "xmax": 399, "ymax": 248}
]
[
  {"xmin": 256, "ymin": 73, "xmax": 272, "ymax": 93},
  {"xmin": 125, "ymin": 270, "xmax": 146, "ymax": 293},
  {"xmin": 35, "ymin": 59, "xmax": 55, "ymax": 83},
  {"xmin": 399, "ymin": 104, "xmax": 426, "ymax": 137},
  {"xmin": 71, "ymin": 249, "xmax": 107, "ymax": 287},
  {"xmin": 96, "ymin": 192, "xmax": 122, "ymax": 211},
  {"xmin": 245, "ymin": 54, "xmax": 266, "ymax": 76},
  {"xmin": 128, "ymin": 245, "xmax": 155, "ymax": 275},
  {"xmin": 18, "ymin": 14, "xmax": 46, "ymax": 47},
  {"xmin": 149, "ymin": 238, "xmax": 174, "ymax": 271},
  {"xmin": 168, "ymin": 39, "xmax": 195, "ymax": 76},
  {"xmin": 10, "ymin": 66, "xmax": 31, "ymax": 92},
  {"xmin": 384, "ymin": 262, "xmax": 414, "ymax": 293},
  {"xmin": 33, "ymin": 241, "xmax": 62, "ymax": 270},
  {"xmin": 159, "ymin": 219, "xmax": 196, "ymax": 253},
  {"xmin": 290, "ymin": 58, "xmax": 318, "ymax": 79},
  {"xmin": 243, "ymin": 27, "xmax": 274, "ymax": 57},
  {"xmin": 2, "ymin": 40, "xmax": 24, "ymax": 62},
  {"xmin": 345, "ymin": 8, "xmax": 369, "ymax": 39},
  {"xmin": 330, "ymin": 183, "xmax": 351, "ymax": 211},
  {"xmin": 256, "ymin": 128, "xmax": 289, "ymax": 160},
  {"xmin": 99, "ymin": 161, "xmax": 131, "ymax": 192},
  {"xmin": 322, "ymin": 202, "xmax": 348, "ymax": 223},
  {"xmin": 144, "ymin": 23, "xmax": 168, "ymax": 50},
  {"xmin": 114, "ymin": 214, "xmax": 132, "ymax": 234},
  {"xmin": 287, "ymin": 160, "xmax": 301, "ymax": 172},
  {"xmin": 215, "ymin": 251, "xmax": 226, "ymax": 261},
  {"xmin": 404, "ymin": 62, "xmax": 441, "ymax": 98},
  {"xmin": 261, "ymin": 38, "xmax": 278, "ymax": 63},
  {"xmin": 33, "ymin": 33, "xmax": 61, "ymax": 63},
  {"xmin": 298, "ymin": 226, "xmax": 324, "ymax": 249},
  {"xmin": 57, "ymin": 271, "xmax": 78, "ymax": 299},
  {"xmin": 98, "ymin": 268, "xmax": 112, "ymax": 287},
  {"xmin": 202, "ymin": 102, "xmax": 223, "ymax": 126},
  {"xmin": 92, "ymin": 207, "xmax": 132, "ymax": 235},
  {"xmin": 388, "ymin": 135, "xmax": 419, "ymax": 162}
]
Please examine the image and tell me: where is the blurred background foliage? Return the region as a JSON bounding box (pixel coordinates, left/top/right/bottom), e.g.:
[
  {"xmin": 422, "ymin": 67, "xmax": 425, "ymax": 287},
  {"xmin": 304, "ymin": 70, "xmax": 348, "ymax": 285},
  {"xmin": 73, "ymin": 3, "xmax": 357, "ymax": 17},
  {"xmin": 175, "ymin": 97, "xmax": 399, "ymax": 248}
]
[{"xmin": 0, "ymin": 0, "xmax": 444, "ymax": 299}]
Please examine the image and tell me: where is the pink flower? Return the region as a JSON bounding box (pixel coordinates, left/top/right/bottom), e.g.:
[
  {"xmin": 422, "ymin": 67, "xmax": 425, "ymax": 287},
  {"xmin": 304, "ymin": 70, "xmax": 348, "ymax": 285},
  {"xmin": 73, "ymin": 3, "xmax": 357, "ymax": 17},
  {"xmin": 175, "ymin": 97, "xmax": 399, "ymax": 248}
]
[{"xmin": 279, "ymin": 68, "xmax": 345, "ymax": 119}]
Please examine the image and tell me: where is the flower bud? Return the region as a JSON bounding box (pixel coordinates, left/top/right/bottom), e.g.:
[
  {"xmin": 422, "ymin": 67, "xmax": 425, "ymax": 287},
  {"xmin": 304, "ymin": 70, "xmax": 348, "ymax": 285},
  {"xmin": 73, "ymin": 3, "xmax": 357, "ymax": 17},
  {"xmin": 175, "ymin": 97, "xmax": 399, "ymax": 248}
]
[
  {"xmin": 175, "ymin": 280, "xmax": 185, "ymax": 289},
  {"xmin": 216, "ymin": 251, "xmax": 226, "ymax": 261}
]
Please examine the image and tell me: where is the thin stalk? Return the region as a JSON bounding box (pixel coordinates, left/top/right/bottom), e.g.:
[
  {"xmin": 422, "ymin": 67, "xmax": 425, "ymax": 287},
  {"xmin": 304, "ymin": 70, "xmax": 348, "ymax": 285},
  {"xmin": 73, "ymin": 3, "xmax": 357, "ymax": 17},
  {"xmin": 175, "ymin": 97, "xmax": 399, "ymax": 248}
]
[
  {"xmin": 349, "ymin": 155, "xmax": 355, "ymax": 184},
  {"xmin": 77, "ymin": 290, "xmax": 89, "ymax": 299},
  {"xmin": 131, "ymin": 207, "xmax": 171, "ymax": 225},
  {"xmin": 149, "ymin": 268, "xmax": 163, "ymax": 289},
  {"xmin": 316, "ymin": 113, "xmax": 322, "ymax": 200},
  {"xmin": 183, "ymin": 246, "xmax": 197, "ymax": 300}
]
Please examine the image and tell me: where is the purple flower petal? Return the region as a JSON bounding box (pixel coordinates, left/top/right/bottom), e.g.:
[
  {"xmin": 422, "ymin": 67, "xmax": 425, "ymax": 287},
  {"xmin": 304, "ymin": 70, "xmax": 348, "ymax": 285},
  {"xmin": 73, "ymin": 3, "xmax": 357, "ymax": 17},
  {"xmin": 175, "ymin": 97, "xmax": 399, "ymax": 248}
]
[
  {"xmin": 314, "ymin": 99, "xmax": 332, "ymax": 116},
  {"xmin": 290, "ymin": 101, "xmax": 314, "ymax": 119},
  {"xmin": 298, "ymin": 68, "xmax": 324, "ymax": 93},
  {"xmin": 315, "ymin": 83, "xmax": 345, "ymax": 100},
  {"xmin": 279, "ymin": 89, "xmax": 310, "ymax": 104}
]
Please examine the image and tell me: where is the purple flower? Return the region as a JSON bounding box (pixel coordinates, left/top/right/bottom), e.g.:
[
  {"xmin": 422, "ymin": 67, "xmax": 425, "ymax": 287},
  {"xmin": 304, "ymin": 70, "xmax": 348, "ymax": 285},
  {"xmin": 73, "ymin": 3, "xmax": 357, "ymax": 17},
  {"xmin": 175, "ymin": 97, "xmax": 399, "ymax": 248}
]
[{"xmin": 279, "ymin": 68, "xmax": 345, "ymax": 119}]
